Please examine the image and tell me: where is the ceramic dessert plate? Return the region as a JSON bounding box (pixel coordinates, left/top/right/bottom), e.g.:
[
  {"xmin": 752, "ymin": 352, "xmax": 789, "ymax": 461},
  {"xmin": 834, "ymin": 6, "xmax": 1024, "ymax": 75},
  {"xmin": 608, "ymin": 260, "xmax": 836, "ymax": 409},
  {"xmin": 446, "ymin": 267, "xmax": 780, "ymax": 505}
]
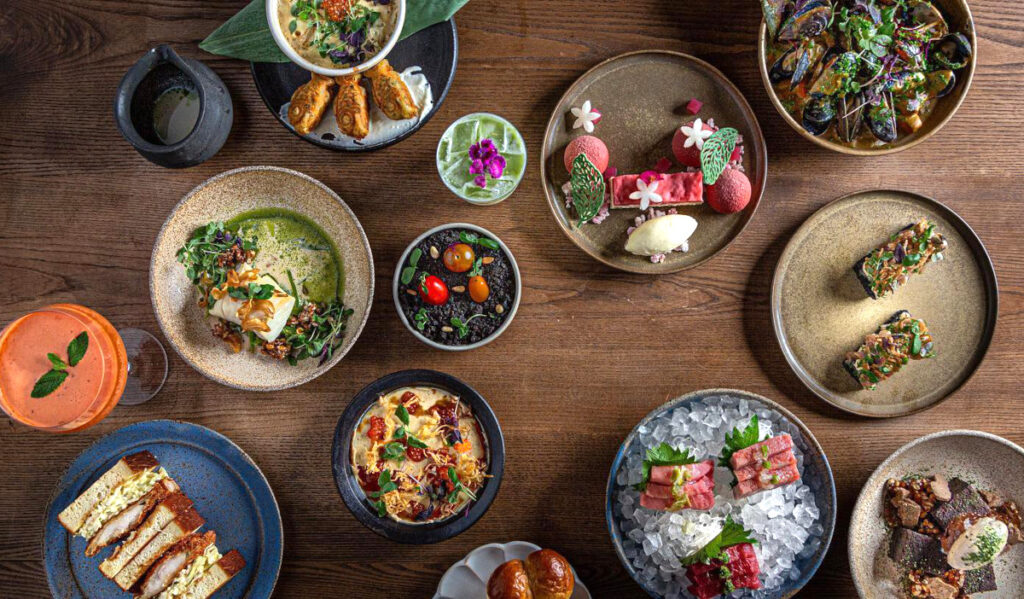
[
  {"xmin": 772, "ymin": 189, "xmax": 997, "ymax": 417},
  {"xmin": 850, "ymin": 430, "xmax": 1024, "ymax": 598},
  {"xmin": 434, "ymin": 541, "xmax": 592, "ymax": 599},
  {"xmin": 606, "ymin": 389, "xmax": 836, "ymax": 599},
  {"xmin": 541, "ymin": 50, "xmax": 767, "ymax": 274},
  {"xmin": 44, "ymin": 420, "xmax": 283, "ymax": 599},
  {"xmin": 150, "ymin": 166, "xmax": 374, "ymax": 391},
  {"xmin": 252, "ymin": 19, "xmax": 457, "ymax": 152}
]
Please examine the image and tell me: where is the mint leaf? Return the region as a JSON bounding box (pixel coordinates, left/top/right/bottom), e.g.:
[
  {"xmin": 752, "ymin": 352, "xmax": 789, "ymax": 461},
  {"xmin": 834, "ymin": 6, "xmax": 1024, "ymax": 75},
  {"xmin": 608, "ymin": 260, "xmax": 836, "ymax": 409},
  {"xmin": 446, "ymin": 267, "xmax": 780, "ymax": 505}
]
[
  {"xmin": 67, "ymin": 332, "xmax": 89, "ymax": 367},
  {"xmin": 47, "ymin": 353, "xmax": 67, "ymax": 371},
  {"xmin": 31, "ymin": 369, "xmax": 69, "ymax": 398}
]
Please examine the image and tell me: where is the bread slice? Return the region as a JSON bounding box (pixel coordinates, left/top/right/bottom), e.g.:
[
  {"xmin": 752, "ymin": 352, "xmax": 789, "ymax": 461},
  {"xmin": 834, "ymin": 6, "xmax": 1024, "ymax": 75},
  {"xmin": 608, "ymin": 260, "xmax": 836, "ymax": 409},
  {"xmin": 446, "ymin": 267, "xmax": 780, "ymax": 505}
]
[
  {"xmin": 135, "ymin": 531, "xmax": 215, "ymax": 599},
  {"xmin": 100, "ymin": 493, "xmax": 193, "ymax": 579},
  {"xmin": 86, "ymin": 478, "xmax": 179, "ymax": 557},
  {"xmin": 58, "ymin": 451, "xmax": 160, "ymax": 534},
  {"xmin": 114, "ymin": 509, "xmax": 205, "ymax": 591},
  {"xmin": 180, "ymin": 550, "xmax": 245, "ymax": 599}
]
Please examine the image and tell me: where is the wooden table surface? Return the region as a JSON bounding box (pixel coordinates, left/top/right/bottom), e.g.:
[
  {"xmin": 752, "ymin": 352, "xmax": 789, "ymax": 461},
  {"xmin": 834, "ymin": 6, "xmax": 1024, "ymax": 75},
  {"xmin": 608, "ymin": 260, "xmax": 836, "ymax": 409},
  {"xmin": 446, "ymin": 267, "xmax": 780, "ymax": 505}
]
[{"xmin": 1, "ymin": 0, "xmax": 1022, "ymax": 597}]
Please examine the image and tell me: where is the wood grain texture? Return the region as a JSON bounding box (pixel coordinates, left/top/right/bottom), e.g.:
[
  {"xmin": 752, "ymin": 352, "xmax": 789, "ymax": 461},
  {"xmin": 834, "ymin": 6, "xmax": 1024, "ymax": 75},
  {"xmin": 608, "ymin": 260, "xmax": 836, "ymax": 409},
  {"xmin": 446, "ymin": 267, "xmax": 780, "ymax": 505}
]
[{"xmin": 1, "ymin": 0, "xmax": 1023, "ymax": 597}]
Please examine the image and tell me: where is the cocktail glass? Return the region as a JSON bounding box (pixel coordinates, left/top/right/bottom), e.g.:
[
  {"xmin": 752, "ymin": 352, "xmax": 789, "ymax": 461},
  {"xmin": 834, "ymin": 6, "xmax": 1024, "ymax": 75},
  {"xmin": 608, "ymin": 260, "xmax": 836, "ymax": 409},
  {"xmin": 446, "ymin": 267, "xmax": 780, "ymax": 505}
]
[
  {"xmin": 436, "ymin": 113, "xmax": 526, "ymax": 205},
  {"xmin": 0, "ymin": 304, "xmax": 168, "ymax": 432}
]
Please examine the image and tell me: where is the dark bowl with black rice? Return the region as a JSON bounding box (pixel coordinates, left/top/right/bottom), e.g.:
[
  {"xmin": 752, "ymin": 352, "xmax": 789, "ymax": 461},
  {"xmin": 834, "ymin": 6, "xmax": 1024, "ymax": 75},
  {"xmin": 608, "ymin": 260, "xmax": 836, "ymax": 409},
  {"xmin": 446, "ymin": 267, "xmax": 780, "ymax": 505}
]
[{"xmin": 393, "ymin": 223, "xmax": 520, "ymax": 350}]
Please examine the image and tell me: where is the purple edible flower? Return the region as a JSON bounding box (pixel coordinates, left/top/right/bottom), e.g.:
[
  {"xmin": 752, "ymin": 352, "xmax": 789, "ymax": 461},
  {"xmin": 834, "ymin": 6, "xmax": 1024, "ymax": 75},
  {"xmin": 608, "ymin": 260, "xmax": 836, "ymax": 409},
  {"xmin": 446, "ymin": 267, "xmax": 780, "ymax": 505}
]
[
  {"xmin": 469, "ymin": 159, "xmax": 485, "ymax": 175},
  {"xmin": 488, "ymin": 155, "xmax": 506, "ymax": 179},
  {"xmin": 474, "ymin": 175, "xmax": 488, "ymax": 189},
  {"xmin": 467, "ymin": 138, "xmax": 507, "ymax": 189}
]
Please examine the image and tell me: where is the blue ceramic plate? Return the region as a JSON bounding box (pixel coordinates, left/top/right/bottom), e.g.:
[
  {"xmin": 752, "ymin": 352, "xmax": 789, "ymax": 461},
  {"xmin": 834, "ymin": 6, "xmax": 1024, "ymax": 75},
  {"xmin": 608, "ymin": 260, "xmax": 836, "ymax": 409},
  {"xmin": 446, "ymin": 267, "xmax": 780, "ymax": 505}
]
[
  {"xmin": 332, "ymin": 369, "xmax": 505, "ymax": 544},
  {"xmin": 605, "ymin": 389, "xmax": 836, "ymax": 599},
  {"xmin": 44, "ymin": 420, "xmax": 283, "ymax": 599}
]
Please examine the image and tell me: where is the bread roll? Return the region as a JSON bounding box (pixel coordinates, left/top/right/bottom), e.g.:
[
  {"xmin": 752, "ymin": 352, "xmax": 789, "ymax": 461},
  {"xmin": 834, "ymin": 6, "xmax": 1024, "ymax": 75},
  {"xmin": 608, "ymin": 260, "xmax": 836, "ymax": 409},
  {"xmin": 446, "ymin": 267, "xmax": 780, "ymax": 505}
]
[{"xmin": 487, "ymin": 549, "xmax": 575, "ymax": 599}]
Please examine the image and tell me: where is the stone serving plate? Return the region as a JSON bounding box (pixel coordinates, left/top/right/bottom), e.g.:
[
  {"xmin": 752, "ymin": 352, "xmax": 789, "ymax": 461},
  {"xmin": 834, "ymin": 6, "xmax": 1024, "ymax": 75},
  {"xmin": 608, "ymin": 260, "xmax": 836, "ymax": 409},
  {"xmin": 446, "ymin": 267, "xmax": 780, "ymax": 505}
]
[
  {"xmin": 331, "ymin": 370, "xmax": 504, "ymax": 544},
  {"xmin": 433, "ymin": 541, "xmax": 591, "ymax": 599},
  {"xmin": 850, "ymin": 430, "xmax": 1024, "ymax": 598},
  {"xmin": 541, "ymin": 50, "xmax": 767, "ymax": 274},
  {"xmin": 771, "ymin": 189, "xmax": 997, "ymax": 417},
  {"xmin": 150, "ymin": 166, "xmax": 374, "ymax": 391},
  {"xmin": 605, "ymin": 389, "xmax": 836, "ymax": 598},
  {"xmin": 758, "ymin": 0, "xmax": 977, "ymax": 156}
]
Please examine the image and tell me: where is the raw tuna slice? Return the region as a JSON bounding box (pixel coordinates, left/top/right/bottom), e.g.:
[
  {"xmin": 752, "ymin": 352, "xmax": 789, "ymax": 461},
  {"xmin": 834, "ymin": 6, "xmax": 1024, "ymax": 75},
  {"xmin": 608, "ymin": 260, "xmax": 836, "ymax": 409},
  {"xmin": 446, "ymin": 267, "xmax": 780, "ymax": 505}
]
[
  {"xmin": 609, "ymin": 172, "xmax": 704, "ymax": 209},
  {"xmin": 733, "ymin": 451, "xmax": 797, "ymax": 482},
  {"xmin": 640, "ymin": 477, "xmax": 716, "ymax": 511},
  {"xmin": 734, "ymin": 462, "xmax": 801, "ymax": 499},
  {"xmin": 729, "ymin": 434, "xmax": 793, "ymax": 470},
  {"xmin": 685, "ymin": 543, "xmax": 761, "ymax": 599},
  {"xmin": 649, "ymin": 460, "xmax": 714, "ymax": 486},
  {"xmin": 644, "ymin": 475, "xmax": 714, "ymax": 499}
]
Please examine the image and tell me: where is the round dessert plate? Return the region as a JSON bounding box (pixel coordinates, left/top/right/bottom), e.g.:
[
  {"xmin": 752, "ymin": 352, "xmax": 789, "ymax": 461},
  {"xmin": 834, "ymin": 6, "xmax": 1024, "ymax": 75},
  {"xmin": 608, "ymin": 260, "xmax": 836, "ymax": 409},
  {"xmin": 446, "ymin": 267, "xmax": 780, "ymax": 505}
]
[
  {"xmin": 150, "ymin": 166, "xmax": 374, "ymax": 391},
  {"xmin": 606, "ymin": 389, "xmax": 836, "ymax": 599},
  {"xmin": 252, "ymin": 19, "xmax": 457, "ymax": 152},
  {"xmin": 44, "ymin": 420, "xmax": 283, "ymax": 599},
  {"xmin": 434, "ymin": 541, "xmax": 592, "ymax": 599},
  {"xmin": 541, "ymin": 50, "xmax": 767, "ymax": 274},
  {"xmin": 771, "ymin": 189, "xmax": 997, "ymax": 417},
  {"xmin": 850, "ymin": 430, "xmax": 1024, "ymax": 598},
  {"xmin": 331, "ymin": 370, "xmax": 505, "ymax": 544}
]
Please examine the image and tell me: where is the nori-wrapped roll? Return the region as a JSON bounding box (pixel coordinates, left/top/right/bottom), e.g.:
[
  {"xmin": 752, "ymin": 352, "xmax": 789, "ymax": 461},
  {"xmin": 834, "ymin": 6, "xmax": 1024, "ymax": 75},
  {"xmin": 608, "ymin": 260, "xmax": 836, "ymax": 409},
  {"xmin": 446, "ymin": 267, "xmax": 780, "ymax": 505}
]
[
  {"xmin": 854, "ymin": 220, "xmax": 947, "ymax": 299},
  {"xmin": 843, "ymin": 311, "xmax": 936, "ymax": 390}
]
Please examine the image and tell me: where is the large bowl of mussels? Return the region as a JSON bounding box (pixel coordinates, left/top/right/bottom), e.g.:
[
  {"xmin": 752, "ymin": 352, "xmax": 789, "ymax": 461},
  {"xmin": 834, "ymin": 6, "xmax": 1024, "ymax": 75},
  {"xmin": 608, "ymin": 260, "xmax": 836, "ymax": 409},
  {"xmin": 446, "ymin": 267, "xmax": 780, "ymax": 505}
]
[{"xmin": 757, "ymin": 0, "xmax": 976, "ymax": 155}]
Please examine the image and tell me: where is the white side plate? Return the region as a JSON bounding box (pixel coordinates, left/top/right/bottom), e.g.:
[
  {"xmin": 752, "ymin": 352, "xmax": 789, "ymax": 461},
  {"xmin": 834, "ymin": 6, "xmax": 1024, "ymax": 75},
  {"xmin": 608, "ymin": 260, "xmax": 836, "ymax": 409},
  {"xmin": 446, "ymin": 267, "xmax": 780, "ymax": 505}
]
[{"xmin": 434, "ymin": 541, "xmax": 592, "ymax": 599}]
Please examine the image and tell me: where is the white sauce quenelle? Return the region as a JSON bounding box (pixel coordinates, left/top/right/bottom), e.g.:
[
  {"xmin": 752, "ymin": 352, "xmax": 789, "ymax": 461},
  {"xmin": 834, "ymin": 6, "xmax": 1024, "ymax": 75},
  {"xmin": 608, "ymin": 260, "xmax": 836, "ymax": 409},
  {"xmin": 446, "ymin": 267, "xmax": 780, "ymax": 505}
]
[{"xmin": 947, "ymin": 517, "xmax": 1009, "ymax": 571}]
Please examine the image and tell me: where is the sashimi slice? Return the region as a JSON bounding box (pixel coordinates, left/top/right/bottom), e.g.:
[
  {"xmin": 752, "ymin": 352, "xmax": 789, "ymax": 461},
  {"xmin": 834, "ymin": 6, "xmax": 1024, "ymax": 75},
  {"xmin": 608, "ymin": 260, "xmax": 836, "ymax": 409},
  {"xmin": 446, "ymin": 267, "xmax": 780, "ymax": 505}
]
[
  {"xmin": 649, "ymin": 460, "xmax": 714, "ymax": 486},
  {"xmin": 733, "ymin": 450, "xmax": 797, "ymax": 482},
  {"xmin": 734, "ymin": 462, "xmax": 801, "ymax": 498},
  {"xmin": 730, "ymin": 434, "xmax": 793, "ymax": 470}
]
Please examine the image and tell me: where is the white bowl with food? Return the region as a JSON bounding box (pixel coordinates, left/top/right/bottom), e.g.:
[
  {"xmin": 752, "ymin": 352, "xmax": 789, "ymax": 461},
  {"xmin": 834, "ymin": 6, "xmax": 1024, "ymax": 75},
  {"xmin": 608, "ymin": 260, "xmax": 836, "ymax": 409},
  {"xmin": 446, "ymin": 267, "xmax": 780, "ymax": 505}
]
[{"xmin": 266, "ymin": 0, "xmax": 407, "ymax": 77}]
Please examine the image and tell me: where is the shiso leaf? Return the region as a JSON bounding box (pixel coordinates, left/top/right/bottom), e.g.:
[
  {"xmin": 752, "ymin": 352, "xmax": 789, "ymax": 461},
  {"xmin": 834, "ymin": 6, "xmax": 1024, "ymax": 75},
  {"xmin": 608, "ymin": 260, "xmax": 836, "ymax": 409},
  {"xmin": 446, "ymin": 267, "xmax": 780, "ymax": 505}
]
[
  {"xmin": 681, "ymin": 516, "xmax": 757, "ymax": 566},
  {"xmin": 634, "ymin": 442, "xmax": 698, "ymax": 491},
  {"xmin": 718, "ymin": 415, "xmax": 765, "ymax": 468},
  {"xmin": 700, "ymin": 127, "xmax": 738, "ymax": 185},
  {"xmin": 570, "ymin": 153, "xmax": 605, "ymax": 227}
]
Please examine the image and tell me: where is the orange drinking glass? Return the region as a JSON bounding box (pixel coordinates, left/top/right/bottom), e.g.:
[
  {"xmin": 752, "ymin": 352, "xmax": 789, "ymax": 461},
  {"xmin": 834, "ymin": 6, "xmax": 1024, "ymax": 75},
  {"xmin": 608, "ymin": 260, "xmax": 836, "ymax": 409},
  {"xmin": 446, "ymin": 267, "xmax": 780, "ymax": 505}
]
[{"xmin": 0, "ymin": 304, "xmax": 167, "ymax": 433}]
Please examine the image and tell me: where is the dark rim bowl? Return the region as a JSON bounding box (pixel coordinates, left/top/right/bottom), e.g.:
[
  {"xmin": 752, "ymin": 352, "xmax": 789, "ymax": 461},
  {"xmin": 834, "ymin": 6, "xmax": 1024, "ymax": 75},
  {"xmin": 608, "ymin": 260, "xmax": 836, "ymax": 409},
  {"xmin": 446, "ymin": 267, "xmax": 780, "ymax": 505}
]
[
  {"xmin": 604, "ymin": 388, "xmax": 837, "ymax": 598},
  {"xmin": 392, "ymin": 223, "xmax": 522, "ymax": 351},
  {"xmin": 331, "ymin": 369, "xmax": 505, "ymax": 544}
]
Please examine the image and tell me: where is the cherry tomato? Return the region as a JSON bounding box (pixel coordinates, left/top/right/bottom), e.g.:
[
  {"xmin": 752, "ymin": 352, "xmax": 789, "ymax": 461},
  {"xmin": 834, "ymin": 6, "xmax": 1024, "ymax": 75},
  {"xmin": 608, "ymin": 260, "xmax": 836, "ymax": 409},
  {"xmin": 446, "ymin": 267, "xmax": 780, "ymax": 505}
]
[
  {"xmin": 366, "ymin": 416, "xmax": 386, "ymax": 442},
  {"xmin": 443, "ymin": 243, "xmax": 475, "ymax": 273},
  {"xmin": 418, "ymin": 274, "xmax": 449, "ymax": 306},
  {"xmin": 468, "ymin": 276, "xmax": 490, "ymax": 303}
]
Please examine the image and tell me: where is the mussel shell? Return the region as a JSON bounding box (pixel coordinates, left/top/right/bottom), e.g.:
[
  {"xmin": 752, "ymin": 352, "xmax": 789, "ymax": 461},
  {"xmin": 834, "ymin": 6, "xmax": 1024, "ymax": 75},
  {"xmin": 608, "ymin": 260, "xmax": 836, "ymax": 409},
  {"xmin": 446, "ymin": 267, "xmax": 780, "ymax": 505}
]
[
  {"xmin": 907, "ymin": 1, "xmax": 949, "ymax": 40},
  {"xmin": 836, "ymin": 93, "xmax": 864, "ymax": 143},
  {"xmin": 777, "ymin": 0, "xmax": 833, "ymax": 42},
  {"xmin": 769, "ymin": 46, "xmax": 798, "ymax": 85},
  {"xmin": 809, "ymin": 51, "xmax": 858, "ymax": 97},
  {"xmin": 802, "ymin": 94, "xmax": 837, "ymax": 137},
  {"xmin": 930, "ymin": 32, "xmax": 972, "ymax": 70},
  {"xmin": 926, "ymin": 70, "xmax": 956, "ymax": 98},
  {"xmin": 866, "ymin": 96, "xmax": 898, "ymax": 143},
  {"xmin": 761, "ymin": 0, "xmax": 791, "ymax": 39}
]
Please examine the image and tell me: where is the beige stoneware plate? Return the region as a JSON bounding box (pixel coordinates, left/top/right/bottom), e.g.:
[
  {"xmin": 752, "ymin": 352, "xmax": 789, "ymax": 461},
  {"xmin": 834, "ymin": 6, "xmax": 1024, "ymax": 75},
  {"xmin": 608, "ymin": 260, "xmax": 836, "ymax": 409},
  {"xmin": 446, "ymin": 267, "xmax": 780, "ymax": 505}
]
[
  {"xmin": 771, "ymin": 189, "xmax": 997, "ymax": 417},
  {"xmin": 541, "ymin": 50, "xmax": 767, "ymax": 274},
  {"xmin": 850, "ymin": 431, "xmax": 1024, "ymax": 598},
  {"xmin": 150, "ymin": 166, "xmax": 374, "ymax": 391}
]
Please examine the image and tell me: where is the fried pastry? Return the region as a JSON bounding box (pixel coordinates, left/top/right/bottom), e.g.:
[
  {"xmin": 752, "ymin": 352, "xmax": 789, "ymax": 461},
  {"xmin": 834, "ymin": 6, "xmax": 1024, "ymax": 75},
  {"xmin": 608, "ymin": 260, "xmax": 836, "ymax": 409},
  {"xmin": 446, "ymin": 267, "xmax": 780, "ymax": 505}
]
[
  {"xmin": 288, "ymin": 73, "xmax": 335, "ymax": 135},
  {"xmin": 333, "ymin": 74, "xmax": 370, "ymax": 139},
  {"xmin": 366, "ymin": 59, "xmax": 419, "ymax": 121}
]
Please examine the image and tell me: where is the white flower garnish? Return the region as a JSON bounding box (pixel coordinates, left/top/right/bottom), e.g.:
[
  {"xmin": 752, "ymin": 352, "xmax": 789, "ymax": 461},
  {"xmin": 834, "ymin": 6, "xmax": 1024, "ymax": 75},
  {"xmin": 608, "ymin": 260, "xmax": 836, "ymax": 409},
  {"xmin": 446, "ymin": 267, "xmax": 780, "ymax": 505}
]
[
  {"xmin": 629, "ymin": 178, "xmax": 663, "ymax": 211},
  {"xmin": 680, "ymin": 117, "xmax": 714, "ymax": 150},
  {"xmin": 570, "ymin": 100, "xmax": 602, "ymax": 133}
]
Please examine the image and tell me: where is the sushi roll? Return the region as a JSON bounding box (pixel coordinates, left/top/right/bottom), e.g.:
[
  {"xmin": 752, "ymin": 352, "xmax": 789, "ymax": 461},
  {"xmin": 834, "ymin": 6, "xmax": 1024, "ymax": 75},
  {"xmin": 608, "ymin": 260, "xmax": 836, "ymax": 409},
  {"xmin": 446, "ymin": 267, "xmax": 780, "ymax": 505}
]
[
  {"xmin": 854, "ymin": 219, "xmax": 947, "ymax": 299},
  {"xmin": 843, "ymin": 311, "xmax": 935, "ymax": 391}
]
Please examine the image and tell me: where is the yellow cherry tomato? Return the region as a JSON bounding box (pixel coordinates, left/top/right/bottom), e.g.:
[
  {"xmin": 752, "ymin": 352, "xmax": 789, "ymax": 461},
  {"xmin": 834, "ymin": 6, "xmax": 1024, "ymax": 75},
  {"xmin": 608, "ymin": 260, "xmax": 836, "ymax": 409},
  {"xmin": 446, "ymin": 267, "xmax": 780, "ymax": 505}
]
[
  {"xmin": 468, "ymin": 276, "xmax": 489, "ymax": 303},
  {"xmin": 443, "ymin": 243, "xmax": 475, "ymax": 273}
]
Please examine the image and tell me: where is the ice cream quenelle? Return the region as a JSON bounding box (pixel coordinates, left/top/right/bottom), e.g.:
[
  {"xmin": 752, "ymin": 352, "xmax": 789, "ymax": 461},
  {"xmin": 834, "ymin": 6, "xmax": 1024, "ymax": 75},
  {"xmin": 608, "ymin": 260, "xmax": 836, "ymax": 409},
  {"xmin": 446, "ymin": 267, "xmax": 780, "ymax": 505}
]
[{"xmin": 625, "ymin": 214, "xmax": 698, "ymax": 257}]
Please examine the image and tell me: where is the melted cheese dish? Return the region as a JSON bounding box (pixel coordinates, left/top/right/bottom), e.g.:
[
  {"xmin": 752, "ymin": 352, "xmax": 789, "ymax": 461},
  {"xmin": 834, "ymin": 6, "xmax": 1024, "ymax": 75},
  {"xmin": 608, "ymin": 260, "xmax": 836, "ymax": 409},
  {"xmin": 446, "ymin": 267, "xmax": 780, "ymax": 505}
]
[
  {"xmin": 78, "ymin": 468, "xmax": 168, "ymax": 539},
  {"xmin": 351, "ymin": 386, "xmax": 487, "ymax": 524}
]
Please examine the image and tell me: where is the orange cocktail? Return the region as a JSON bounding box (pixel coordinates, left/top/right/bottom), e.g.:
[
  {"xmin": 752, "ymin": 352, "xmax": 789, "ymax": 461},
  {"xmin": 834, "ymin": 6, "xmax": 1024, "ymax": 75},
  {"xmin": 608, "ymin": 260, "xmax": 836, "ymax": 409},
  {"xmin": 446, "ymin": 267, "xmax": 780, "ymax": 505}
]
[{"xmin": 0, "ymin": 304, "xmax": 128, "ymax": 432}]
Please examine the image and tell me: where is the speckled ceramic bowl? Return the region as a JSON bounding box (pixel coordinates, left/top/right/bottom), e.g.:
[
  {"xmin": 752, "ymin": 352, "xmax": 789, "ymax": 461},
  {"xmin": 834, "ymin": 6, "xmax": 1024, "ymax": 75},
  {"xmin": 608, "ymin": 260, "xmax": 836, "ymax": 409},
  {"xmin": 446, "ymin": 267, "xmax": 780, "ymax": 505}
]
[
  {"xmin": 850, "ymin": 430, "xmax": 1024, "ymax": 598},
  {"xmin": 150, "ymin": 166, "xmax": 373, "ymax": 391},
  {"xmin": 392, "ymin": 223, "xmax": 521, "ymax": 351},
  {"xmin": 434, "ymin": 542, "xmax": 591, "ymax": 599}
]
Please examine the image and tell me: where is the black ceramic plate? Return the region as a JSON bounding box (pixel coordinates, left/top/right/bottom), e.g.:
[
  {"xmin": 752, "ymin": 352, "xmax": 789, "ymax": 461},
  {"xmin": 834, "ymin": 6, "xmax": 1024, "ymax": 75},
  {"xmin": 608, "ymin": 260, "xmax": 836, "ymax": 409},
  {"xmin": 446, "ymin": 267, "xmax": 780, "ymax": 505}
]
[
  {"xmin": 331, "ymin": 369, "xmax": 504, "ymax": 544},
  {"xmin": 252, "ymin": 20, "xmax": 458, "ymax": 152}
]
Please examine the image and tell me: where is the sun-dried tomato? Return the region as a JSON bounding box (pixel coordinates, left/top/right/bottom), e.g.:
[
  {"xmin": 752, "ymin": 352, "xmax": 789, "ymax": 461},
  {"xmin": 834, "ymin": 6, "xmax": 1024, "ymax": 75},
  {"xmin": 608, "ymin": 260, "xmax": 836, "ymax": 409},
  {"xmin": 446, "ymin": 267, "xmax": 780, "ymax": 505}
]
[
  {"xmin": 366, "ymin": 416, "xmax": 386, "ymax": 442},
  {"xmin": 322, "ymin": 0, "xmax": 353, "ymax": 22}
]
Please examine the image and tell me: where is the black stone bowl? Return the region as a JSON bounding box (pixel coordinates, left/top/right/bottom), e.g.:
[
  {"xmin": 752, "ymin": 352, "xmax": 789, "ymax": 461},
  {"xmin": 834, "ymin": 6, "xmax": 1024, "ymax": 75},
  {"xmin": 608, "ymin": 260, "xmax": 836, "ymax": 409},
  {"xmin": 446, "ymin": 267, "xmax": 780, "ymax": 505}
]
[
  {"xmin": 251, "ymin": 19, "xmax": 457, "ymax": 152},
  {"xmin": 331, "ymin": 369, "xmax": 505, "ymax": 544}
]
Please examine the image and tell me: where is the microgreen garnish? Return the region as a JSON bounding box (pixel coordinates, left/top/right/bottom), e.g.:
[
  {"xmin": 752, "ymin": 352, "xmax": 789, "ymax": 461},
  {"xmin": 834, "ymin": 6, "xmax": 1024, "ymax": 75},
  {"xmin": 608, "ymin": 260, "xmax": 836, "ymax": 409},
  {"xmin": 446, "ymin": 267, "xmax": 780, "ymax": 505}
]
[
  {"xmin": 569, "ymin": 153, "xmax": 605, "ymax": 227},
  {"xmin": 31, "ymin": 332, "xmax": 89, "ymax": 399},
  {"xmin": 368, "ymin": 469, "xmax": 398, "ymax": 517},
  {"xmin": 228, "ymin": 282, "xmax": 275, "ymax": 301},
  {"xmin": 446, "ymin": 466, "xmax": 477, "ymax": 504},
  {"xmin": 280, "ymin": 300, "xmax": 354, "ymax": 366},
  {"xmin": 718, "ymin": 416, "xmax": 764, "ymax": 467},
  {"xmin": 468, "ymin": 258, "xmax": 483, "ymax": 278},
  {"xmin": 400, "ymin": 248, "xmax": 422, "ymax": 285},
  {"xmin": 459, "ymin": 231, "xmax": 500, "ymax": 251},
  {"xmin": 680, "ymin": 516, "xmax": 757, "ymax": 566},
  {"xmin": 634, "ymin": 443, "xmax": 698, "ymax": 491},
  {"xmin": 413, "ymin": 308, "xmax": 428, "ymax": 331},
  {"xmin": 700, "ymin": 127, "xmax": 738, "ymax": 185},
  {"xmin": 450, "ymin": 314, "xmax": 488, "ymax": 339},
  {"xmin": 176, "ymin": 222, "xmax": 257, "ymax": 308}
]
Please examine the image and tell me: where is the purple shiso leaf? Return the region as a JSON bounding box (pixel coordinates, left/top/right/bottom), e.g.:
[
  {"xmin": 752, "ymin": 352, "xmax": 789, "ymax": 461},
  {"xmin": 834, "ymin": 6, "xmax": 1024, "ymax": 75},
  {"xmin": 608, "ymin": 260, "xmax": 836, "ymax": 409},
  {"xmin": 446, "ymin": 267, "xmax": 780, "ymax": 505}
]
[{"xmin": 474, "ymin": 175, "xmax": 488, "ymax": 189}]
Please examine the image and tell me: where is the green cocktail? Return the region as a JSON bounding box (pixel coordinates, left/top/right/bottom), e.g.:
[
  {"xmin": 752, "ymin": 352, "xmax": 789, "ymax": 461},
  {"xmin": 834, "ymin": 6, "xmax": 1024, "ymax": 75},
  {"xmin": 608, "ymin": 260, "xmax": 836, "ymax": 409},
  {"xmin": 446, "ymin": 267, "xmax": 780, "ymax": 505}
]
[{"xmin": 436, "ymin": 113, "xmax": 526, "ymax": 205}]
